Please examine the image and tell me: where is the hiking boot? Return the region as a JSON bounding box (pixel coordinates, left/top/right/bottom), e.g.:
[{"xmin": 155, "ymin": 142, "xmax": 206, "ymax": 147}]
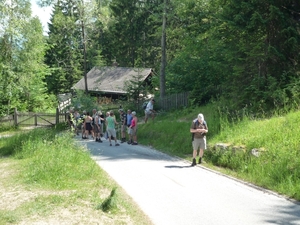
[
  {"xmin": 121, "ymin": 138, "xmax": 125, "ymax": 143},
  {"xmin": 191, "ymin": 158, "xmax": 196, "ymax": 166},
  {"xmin": 127, "ymin": 140, "xmax": 132, "ymax": 144},
  {"xmin": 110, "ymin": 143, "xmax": 112, "ymax": 146},
  {"xmin": 132, "ymin": 142, "xmax": 138, "ymax": 145},
  {"xmin": 198, "ymin": 157, "xmax": 202, "ymax": 164},
  {"xmin": 95, "ymin": 138, "xmax": 98, "ymax": 142},
  {"xmin": 115, "ymin": 143, "xmax": 120, "ymax": 146},
  {"xmin": 98, "ymin": 139, "xmax": 103, "ymax": 143}
]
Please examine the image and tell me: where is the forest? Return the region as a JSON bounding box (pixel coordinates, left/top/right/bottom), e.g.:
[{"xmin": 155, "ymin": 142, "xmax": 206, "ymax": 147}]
[{"xmin": 0, "ymin": 0, "xmax": 299, "ymax": 116}]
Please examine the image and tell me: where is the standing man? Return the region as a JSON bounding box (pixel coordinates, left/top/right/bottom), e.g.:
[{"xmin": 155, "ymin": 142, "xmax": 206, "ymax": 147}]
[
  {"xmin": 105, "ymin": 111, "xmax": 120, "ymax": 146},
  {"xmin": 190, "ymin": 113, "xmax": 208, "ymax": 166},
  {"xmin": 144, "ymin": 98, "xmax": 156, "ymax": 123},
  {"xmin": 126, "ymin": 109, "xmax": 133, "ymax": 143},
  {"xmin": 119, "ymin": 109, "xmax": 127, "ymax": 143}
]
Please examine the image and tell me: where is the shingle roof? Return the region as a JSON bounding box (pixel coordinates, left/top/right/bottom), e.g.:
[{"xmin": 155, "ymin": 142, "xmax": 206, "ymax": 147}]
[{"xmin": 73, "ymin": 67, "xmax": 152, "ymax": 94}]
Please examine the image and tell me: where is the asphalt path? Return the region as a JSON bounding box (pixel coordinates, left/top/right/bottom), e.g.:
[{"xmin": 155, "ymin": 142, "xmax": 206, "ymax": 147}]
[{"xmin": 76, "ymin": 136, "xmax": 300, "ymax": 225}]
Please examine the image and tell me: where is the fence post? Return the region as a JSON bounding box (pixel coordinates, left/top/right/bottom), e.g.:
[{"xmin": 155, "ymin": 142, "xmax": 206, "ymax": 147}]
[
  {"xmin": 34, "ymin": 114, "xmax": 37, "ymax": 126},
  {"xmin": 14, "ymin": 108, "xmax": 18, "ymax": 126},
  {"xmin": 56, "ymin": 108, "xmax": 59, "ymax": 125}
]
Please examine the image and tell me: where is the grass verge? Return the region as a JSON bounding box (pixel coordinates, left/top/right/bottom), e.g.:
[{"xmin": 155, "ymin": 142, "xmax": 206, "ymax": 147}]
[{"xmin": 0, "ymin": 126, "xmax": 153, "ymax": 225}]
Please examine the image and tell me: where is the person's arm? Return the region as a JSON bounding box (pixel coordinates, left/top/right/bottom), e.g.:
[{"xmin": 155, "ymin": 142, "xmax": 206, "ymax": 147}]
[
  {"xmin": 190, "ymin": 122, "xmax": 205, "ymax": 133},
  {"xmin": 114, "ymin": 118, "xmax": 118, "ymax": 125}
]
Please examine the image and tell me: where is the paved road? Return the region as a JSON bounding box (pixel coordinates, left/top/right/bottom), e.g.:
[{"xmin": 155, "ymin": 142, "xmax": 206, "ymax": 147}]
[{"xmin": 76, "ymin": 137, "xmax": 300, "ymax": 225}]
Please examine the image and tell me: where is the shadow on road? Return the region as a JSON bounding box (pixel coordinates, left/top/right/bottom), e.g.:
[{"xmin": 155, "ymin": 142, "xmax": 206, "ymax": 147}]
[
  {"xmin": 165, "ymin": 165, "xmax": 192, "ymax": 169},
  {"xmin": 263, "ymin": 202, "xmax": 300, "ymax": 225}
]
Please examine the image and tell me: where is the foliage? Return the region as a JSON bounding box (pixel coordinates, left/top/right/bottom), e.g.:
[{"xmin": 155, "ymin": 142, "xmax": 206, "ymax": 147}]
[
  {"xmin": 0, "ymin": 0, "xmax": 55, "ymax": 115},
  {"xmin": 69, "ymin": 89, "xmax": 100, "ymax": 113},
  {"xmin": 2, "ymin": 0, "xmax": 300, "ymax": 119},
  {"xmin": 44, "ymin": 1, "xmax": 83, "ymax": 95},
  {"xmin": 102, "ymin": 0, "xmax": 162, "ymax": 68}
]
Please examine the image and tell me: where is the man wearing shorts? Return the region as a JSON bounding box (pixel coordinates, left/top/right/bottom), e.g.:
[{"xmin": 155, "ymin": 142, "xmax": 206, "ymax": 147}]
[
  {"xmin": 190, "ymin": 113, "xmax": 208, "ymax": 166},
  {"xmin": 105, "ymin": 111, "xmax": 120, "ymax": 146},
  {"xmin": 144, "ymin": 98, "xmax": 156, "ymax": 123},
  {"xmin": 119, "ymin": 109, "xmax": 127, "ymax": 143}
]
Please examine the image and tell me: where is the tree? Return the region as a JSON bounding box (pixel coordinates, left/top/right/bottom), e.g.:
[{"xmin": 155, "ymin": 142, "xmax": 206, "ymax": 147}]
[
  {"xmin": 45, "ymin": 0, "xmax": 83, "ymax": 95},
  {"xmin": 0, "ymin": 0, "xmax": 53, "ymax": 114}
]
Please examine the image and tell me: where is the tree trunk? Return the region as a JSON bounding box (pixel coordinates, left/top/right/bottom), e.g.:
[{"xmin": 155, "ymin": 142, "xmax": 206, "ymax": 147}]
[{"xmin": 160, "ymin": 0, "xmax": 167, "ymax": 98}]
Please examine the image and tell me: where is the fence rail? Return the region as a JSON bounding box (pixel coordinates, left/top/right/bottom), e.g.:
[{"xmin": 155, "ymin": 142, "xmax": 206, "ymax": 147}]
[{"xmin": 0, "ymin": 108, "xmax": 68, "ymax": 127}]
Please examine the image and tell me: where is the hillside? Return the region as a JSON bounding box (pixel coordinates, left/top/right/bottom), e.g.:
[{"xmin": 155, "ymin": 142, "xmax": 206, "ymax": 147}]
[{"xmin": 137, "ymin": 106, "xmax": 300, "ymax": 201}]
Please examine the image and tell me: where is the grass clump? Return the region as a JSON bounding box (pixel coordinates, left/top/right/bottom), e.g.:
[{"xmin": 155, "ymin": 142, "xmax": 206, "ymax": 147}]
[{"xmin": 97, "ymin": 187, "xmax": 118, "ymax": 212}]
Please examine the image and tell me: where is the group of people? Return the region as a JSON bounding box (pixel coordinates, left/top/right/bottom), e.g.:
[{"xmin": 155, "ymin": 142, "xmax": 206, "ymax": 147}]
[
  {"xmin": 68, "ymin": 100, "xmax": 208, "ymax": 166},
  {"xmin": 67, "ymin": 107, "xmax": 140, "ymax": 146}
]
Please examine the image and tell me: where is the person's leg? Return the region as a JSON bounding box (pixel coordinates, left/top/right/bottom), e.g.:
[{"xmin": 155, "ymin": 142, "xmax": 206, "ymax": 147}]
[
  {"xmin": 191, "ymin": 149, "xmax": 197, "ymax": 166},
  {"xmin": 198, "ymin": 149, "xmax": 204, "ymax": 163},
  {"xmin": 198, "ymin": 138, "xmax": 206, "ymax": 163},
  {"xmin": 144, "ymin": 112, "xmax": 149, "ymax": 123},
  {"xmin": 121, "ymin": 125, "xmax": 125, "ymax": 143},
  {"xmin": 113, "ymin": 129, "xmax": 119, "ymax": 146},
  {"xmin": 108, "ymin": 129, "xmax": 112, "ymax": 145},
  {"xmin": 132, "ymin": 129, "xmax": 138, "ymax": 145},
  {"xmin": 191, "ymin": 139, "xmax": 201, "ymax": 166}
]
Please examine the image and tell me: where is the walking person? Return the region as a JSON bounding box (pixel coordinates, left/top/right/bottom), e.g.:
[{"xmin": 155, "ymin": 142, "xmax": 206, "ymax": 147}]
[
  {"xmin": 129, "ymin": 111, "xmax": 138, "ymax": 145},
  {"xmin": 144, "ymin": 98, "xmax": 156, "ymax": 123},
  {"xmin": 119, "ymin": 109, "xmax": 127, "ymax": 143},
  {"xmin": 190, "ymin": 113, "xmax": 208, "ymax": 166},
  {"xmin": 105, "ymin": 111, "xmax": 120, "ymax": 146}
]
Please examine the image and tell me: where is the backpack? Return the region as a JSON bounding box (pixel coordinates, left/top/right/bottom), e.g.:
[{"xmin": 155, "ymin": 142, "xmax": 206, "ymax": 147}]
[
  {"xmin": 142, "ymin": 102, "xmax": 148, "ymax": 110},
  {"xmin": 191, "ymin": 119, "xmax": 207, "ymax": 141}
]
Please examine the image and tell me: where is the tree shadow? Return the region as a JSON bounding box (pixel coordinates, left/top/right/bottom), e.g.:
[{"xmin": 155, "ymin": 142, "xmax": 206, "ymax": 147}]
[{"xmin": 164, "ymin": 165, "xmax": 192, "ymax": 169}]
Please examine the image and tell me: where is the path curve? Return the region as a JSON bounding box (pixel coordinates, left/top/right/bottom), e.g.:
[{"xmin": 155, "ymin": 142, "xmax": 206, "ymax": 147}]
[{"xmin": 76, "ymin": 136, "xmax": 300, "ymax": 225}]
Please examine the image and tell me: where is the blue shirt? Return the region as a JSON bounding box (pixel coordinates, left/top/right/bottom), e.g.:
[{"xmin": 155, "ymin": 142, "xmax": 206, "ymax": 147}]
[{"xmin": 127, "ymin": 114, "xmax": 133, "ymax": 126}]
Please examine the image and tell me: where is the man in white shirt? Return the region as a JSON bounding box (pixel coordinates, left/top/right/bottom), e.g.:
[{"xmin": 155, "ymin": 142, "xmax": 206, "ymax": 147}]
[{"xmin": 144, "ymin": 98, "xmax": 156, "ymax": 123}]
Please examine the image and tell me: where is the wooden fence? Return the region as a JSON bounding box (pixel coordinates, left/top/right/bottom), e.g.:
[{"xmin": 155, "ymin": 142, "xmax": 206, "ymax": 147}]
[
  {"xmin": 157, "ymin": 92, "xmax": 189, "ymax": 111},
  {"xmin": 0, "ymin": 108, "xmax": 69, "ymax": 127}
]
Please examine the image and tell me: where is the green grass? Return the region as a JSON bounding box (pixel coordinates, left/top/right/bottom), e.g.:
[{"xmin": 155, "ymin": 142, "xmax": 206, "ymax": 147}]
[
  {"xmin": 137, "ymin": 104, "xmax": 300, "ymax": 201},
  {"xmin": 0, "ymin": 126, "xmax": 153, "ymax": 224}
]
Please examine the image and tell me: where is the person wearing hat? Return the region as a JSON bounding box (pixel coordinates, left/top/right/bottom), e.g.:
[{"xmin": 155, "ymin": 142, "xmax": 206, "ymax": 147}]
[
  {"xmin": 144, "ymin": 98, "xmax": 156, "ymax": 123},
  {"xmin": 190, "ymin": 113, "xmax": 208, "ymax": 166}
]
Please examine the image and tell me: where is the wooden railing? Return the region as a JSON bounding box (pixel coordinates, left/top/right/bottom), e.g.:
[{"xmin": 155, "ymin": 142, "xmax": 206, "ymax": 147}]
[{"xmin": 0, "ymin": 108, "xmax": 68, "ymax": 127}]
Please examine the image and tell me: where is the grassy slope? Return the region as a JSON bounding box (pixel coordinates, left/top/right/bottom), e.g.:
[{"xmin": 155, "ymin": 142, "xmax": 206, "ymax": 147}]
[
  {"xmin": 137, "ymin": 106, "xmax": 300, "ymax": 201},
  {"xmin": 0, "ymin": 127, "xmax": 153, "ymax": 225}
]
